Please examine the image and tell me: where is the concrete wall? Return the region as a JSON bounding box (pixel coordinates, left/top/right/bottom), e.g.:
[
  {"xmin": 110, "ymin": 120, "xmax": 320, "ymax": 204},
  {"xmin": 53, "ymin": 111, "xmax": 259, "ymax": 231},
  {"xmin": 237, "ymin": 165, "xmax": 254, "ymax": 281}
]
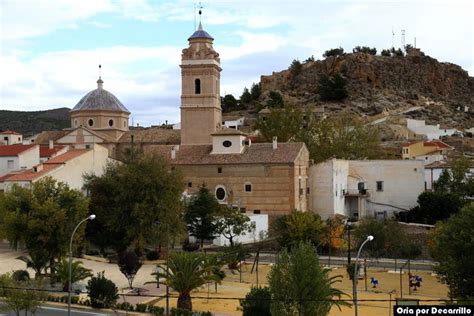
[
  {"xmin": 309, "ymin": 159, "xmax": 348, "ymax": 219},
  {"xmin": 211, "ymin": 135, "xmax": 245, "ymax": 154},
  {"xmin": 349, "ymin": 160, "xmax": 424, "ymax": 217},
  {"xmin": 310, "ymin": 159, "xmax": 424, "ymax": 219},
  {"xmin": 213, "ymin": 214, "xmax": 268, "ymax": 246},
  {"xmin": 44, "ymin": 144, "xmax": 109, "ymax": 191},
  {"xmin": 18, "ymin": 145, "xmax": 40, "ymax": 170}
]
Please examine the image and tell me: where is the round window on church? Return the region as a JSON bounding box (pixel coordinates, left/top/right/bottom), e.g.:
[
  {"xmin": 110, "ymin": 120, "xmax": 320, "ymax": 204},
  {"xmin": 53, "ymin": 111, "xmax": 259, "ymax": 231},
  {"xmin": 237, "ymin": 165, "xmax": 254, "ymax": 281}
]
[
  {"xmin": 109, "ymin": 119, "xmax": 114, "ymax": 127},
  {"xmin": 223, "ymin": 140, "xmax": 232, "ymax": 148},
  {"xmin": 215, "ymin": 186, "xmax": 226, "ymax": 201},
  {"xmin": 88, "ymin": 119, "xmax": 94, "ymax": 127}
]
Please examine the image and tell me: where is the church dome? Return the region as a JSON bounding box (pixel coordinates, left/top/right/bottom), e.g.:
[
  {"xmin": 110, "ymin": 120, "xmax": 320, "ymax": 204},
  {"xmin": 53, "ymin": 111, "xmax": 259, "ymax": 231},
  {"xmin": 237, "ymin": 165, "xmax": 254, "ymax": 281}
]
[
  {"xmin": 71, "ymin": 77, "xmax": 130, "ymax": 113},
  {"xmin": 188, "ymin": 22, "xmax": 214, "ymax": 41}
]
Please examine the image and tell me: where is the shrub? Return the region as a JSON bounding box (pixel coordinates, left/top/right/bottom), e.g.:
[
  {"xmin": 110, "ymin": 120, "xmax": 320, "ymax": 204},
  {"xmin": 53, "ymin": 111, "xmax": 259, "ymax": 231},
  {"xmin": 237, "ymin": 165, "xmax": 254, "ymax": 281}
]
[
  {"xmin": 240, "ymin": 287, "xmax": 271, "ymax": 316},
  {"xmin": 323, "ymin": 47, "xmax": 345, "ymax": 58},
  {"xmin": 148, "ymin": 305, "xmax": 165, "ymax": 315},
  {"xmin": 381, "ymin": 49, "xmax": 391, "ymax": 56},
  {"xmin": 146, "ymin": 250, "xmax": 160, "ymax": 261},
  {"xmin": 182, "ymin": 239, "xmax": 200, "ymax": 252},
  {"xmin": 353, "ymin": 46, "xmax": 377, "ymax": 55},
  {"xmin": 87, "ymin": 271, "xmax": 119, "ymax": 308},
  {"xmin": 136, "ymin": 303, "xmax": 147, "ymax": 312},
  {"xmin": 289, "ymin": 59, "xmax": 303, "ymax": 77},
  {"xmin": 12, "ymin": 270, "xmax": 30, "ymax": 282},
  {"xmin": 318, "ymin": 73, "xmax": 348, "ymax": 101}
]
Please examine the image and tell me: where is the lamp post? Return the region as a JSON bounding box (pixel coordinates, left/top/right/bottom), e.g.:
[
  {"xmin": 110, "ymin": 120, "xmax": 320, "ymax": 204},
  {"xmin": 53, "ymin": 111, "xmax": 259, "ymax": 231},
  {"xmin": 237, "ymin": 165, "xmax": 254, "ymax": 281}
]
[
  {"xmin": 346, "ymin": 221, "xmax": 352, "ymax": 264},
  {"xmin": 68, "ymin": 214, "xmax": 96, "ymax": 316},
  {"xmin": 353, "ymin": 235, "xmax": 374, "ymax": 316}
]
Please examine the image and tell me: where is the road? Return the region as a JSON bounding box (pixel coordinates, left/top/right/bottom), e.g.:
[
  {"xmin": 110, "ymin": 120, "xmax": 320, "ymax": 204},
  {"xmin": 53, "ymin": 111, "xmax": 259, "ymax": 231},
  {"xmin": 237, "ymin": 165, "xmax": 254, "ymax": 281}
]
[{"xmin": 0, "ymin": 305, "xmax": 119, "ymax": 316}]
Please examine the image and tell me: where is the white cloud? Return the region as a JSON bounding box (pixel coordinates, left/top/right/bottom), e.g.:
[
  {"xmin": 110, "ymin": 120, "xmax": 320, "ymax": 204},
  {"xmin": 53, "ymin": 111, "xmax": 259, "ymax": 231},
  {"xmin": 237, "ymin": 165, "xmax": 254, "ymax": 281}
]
[{"xmin": 0, "ymin": 0, "xmax": 115, "ymax": 40}]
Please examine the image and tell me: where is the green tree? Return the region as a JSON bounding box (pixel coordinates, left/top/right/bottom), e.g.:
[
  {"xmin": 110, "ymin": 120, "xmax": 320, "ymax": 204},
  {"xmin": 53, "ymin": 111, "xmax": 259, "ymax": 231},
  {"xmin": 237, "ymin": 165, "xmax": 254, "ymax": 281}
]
[
  {"xmin": 318, "ymin": 73, "xmax": 348, "ymax": 101},
  {"xmin": 390, "ymin": 47, "xmax": 404, "ymax": 56},
  {"xmin": 216, "ymin": 207, "xmax": 256, "ymax": 246},
  {"xmin": 256, "ymin": 106, "xmax": 382, "ymax": 163},
  {"xmin": 221, "ymin": 94, "xmax": 239, "ymax": 113},
  {"xmin": 400, "ymin": 191, "xmax": 463, "ymax": 224},
  {"xmin": 381, "ymin": 49, "xmax": 391, "ymax": 56},
  {"xmin": 87, "ymin": 272, "xmax": 119, "ymax": 308},
  {"xmin": 184, "ymin": 186, "xmax": 221, "ymax": 249},
  {"xmin": 304, "ymin": 55, "xmax": 315, "ymax": 63},
  {"xmin": 289, "ymin": 59, "xmax": 303, "ymax": 77},
  {"xmin": 268, "ymin": 242, "xmax": 348, "ymax": 316},
  {"xmin": 240, "ymin": 87, "xmax": 252, "ymax": 105},
  {"xmin": 434, "ymin": 156, "xmax": 474, "ymax": 198},
  {"xmin": 250, "ymin": 83, "xmax": 261, "ymax": 100},
  {"xmin": 255, "ymin": 103, "xmax": 305, "ymax": 142},
  {"xmin": 54, "ymin": 258, "xmax": 93, "ymax": 292},
  {"xmin": 16, "ymin": 250, "xmax": 50, "ymax": 279},
  {"xmin": 353, "ymin": 219, "xmax": 421, "ymax": 259},
  {"xmin": 270, "ymin": 211, "xmax": 325, "ymax": 249},
  {"xmin": 352, "ymin": 46, "xmax": 377, "ymax": 55},
  {"xmin": 118, "ymin": 250, "xmax": 143, "ymax": 289},
  {"xmin": 85, "ymin": 154, "xmax": 185, "ymax": 254},
  {"xmin": 323, "ymin": 47, "xmax": 345, "ymax": 58},
  {"xmin": 155, "ymin": 252, "xmax": 219, "ymax": 311},
  {"xmin": 266, "ymin": 91, "xmax": 284, "ymax": 108},
  {"xmin": 430, "ymin": 203, "xmax": 474, "ymax": 301},
  {"xmin": 0, "ymin": 273, "xmax": 46, "ymax": 316},
  {"xmin": 240, "ymin": 287, "xmax": 272, "ymax": 316},
  {"xmin": 0, "ymin": 178, "xmax": 88, "ymax": 274}
]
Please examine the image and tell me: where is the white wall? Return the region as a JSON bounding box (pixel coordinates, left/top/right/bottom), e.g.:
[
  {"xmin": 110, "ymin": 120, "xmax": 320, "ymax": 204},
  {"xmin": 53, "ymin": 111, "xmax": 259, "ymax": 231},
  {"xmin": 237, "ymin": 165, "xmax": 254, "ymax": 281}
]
[
  {"xmin": 211, "ymin": 135, "xmax": 246, "ymax": 154},
  {"xmin": 310, "ymin": 159, "xmax": 425, "ymax": 219},
  {"xmin": 425, "ymin": 167, "xmax": 474, "ymax": 191},
  {"xmin": 44, "ymin": 144, "xmax": 109, "ymax": 191},
  {"xmin": 18, "ymin": 146, "xmax": 40, "ymax": 170},
  {"xmin": 349, "ymin": 160, "xmax": 424, "ymax": 217},
  {"xmin": 309, "ymin": 159, "xmax": 348, "ymax": 220},
  {"xmin": 213, "ymin": 214, "xmax": 268, "ymax": 246}
]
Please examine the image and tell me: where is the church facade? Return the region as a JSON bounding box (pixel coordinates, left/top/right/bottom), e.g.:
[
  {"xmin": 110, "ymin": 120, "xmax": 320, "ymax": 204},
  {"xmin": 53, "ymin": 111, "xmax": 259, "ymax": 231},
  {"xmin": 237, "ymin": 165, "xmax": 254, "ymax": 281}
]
[{"xmin": 28, "ymin": 22, "xmax": 310, "ymax": 219}]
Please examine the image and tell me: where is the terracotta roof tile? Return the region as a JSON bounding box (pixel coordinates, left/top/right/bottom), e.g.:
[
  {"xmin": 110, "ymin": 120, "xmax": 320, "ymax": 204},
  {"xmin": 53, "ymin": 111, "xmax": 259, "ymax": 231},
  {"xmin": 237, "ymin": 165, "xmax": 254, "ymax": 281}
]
[
  {"xmin": 0, "ymin": 130, "xmax": 21, "ymax": 135},
  {"xmin": 39, "ymin": 145, "xmax": 65, "ymax": 157},
  {"xmin": 118, "ymin": 128, "xmax": 180, "ymax": 144},
  {"xmin": 146, "ymin": 142, "xmax": 305, "ymax": 165},
  {"xmin": 211, "ymin": 128, "xmax": 248, "ymax": 136},
  {"xmin": 34, "ymin": 130, "xmax": 69, "ymax": 144},
  {"xmin": 5, "ymin": 164, "xmax": 60, "ymax": 181},
  {"xmin": 45, "ymin": 149, "xmax": 89, "ymax": 164},
  {"xmin": 0, "ymin": 144, "xmax": 37, "ymax": 156}
]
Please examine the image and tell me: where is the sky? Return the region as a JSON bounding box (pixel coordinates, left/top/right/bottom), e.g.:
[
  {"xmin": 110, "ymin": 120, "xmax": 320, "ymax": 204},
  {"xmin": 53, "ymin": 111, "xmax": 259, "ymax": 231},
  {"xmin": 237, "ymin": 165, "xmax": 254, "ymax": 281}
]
[{"xmin": 1, "ymin": 0, "xmax": 473, "ymax": 126}]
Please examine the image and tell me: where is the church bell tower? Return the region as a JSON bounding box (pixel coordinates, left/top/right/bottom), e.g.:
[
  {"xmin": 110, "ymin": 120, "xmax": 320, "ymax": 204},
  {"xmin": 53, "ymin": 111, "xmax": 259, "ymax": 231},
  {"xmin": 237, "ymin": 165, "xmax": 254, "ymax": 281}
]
[{"xmin": 180, "ymin": 21, "xmax": 222, "ymax": 145}]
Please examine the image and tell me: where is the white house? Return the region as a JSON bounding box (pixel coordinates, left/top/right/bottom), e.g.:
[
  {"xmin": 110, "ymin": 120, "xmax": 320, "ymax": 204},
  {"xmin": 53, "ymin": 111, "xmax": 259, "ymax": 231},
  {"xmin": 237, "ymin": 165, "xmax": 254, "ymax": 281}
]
[
  {"xmin": 309, "ymin": 159, "xmax": 425, "ymax": 220},
  {"xmin": 223, "ymin": 116, "xmax": 245, "ymax": 130},
  {"xmin": 0, "ymin": 144, "xmax": 39, "ymax": 177},
  {"xmin": 406, "ymin": 119, "xmax": 458, "ymax": 140},
  {"xmin": 0, "ymin": 131, "xmax": 23, "ymax": 145},
  {"xmin": 0, "ymin": 144, "xmax": 110, "ymax": 192}
]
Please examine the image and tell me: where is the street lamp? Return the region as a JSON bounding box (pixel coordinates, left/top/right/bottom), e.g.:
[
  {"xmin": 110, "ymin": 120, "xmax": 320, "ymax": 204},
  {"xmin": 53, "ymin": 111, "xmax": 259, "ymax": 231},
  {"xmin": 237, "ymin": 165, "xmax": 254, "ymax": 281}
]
[
  {"xmin": 68, "ymin": 214, "xmax": 96, "ymax": 316},
  {"xmin": 353, "ymin": 235, "xmax": 374, "ymax": 316},
  {"xmin": 346, "ymin": 221, "xmax": 352, "ymax": 264}
]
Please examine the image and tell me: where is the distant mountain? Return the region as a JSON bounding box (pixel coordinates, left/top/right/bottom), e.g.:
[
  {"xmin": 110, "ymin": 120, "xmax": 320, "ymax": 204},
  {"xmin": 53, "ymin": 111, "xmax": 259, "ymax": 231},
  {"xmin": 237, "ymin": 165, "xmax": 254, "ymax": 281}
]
[{"xmin": 0, "ymin": 107, "xmax": 70, "ymax": 137}]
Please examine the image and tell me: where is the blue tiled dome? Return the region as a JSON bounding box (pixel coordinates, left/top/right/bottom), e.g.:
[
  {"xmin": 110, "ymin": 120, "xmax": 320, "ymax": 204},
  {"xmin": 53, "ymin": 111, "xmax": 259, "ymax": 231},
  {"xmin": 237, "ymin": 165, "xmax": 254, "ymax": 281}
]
[{"xmin": 188, "ymin": 22, "xmax": 214, "ymax": 41}]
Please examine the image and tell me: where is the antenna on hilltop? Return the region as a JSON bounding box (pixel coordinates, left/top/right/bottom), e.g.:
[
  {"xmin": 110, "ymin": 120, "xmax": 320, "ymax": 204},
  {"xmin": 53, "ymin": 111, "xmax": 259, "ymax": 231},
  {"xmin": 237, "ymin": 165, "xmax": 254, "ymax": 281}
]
[
  {"xmin": 392, "ymin": 27, "xmax": 395, "ymax": 48},
  {"xmin": 401, "ymin": 29, "xmax": 406, "ymax": 48},
  {"xmin": 414, "ymin": 37, "xmax": 417, "ymax": 48}
]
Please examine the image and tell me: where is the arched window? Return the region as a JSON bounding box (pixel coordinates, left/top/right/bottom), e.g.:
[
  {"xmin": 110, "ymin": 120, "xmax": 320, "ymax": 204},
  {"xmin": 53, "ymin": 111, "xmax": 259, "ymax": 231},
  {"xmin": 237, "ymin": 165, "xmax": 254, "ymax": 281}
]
[{"xmin": 195, "ymin": 78, "xmax": 201, "ymax": 94}]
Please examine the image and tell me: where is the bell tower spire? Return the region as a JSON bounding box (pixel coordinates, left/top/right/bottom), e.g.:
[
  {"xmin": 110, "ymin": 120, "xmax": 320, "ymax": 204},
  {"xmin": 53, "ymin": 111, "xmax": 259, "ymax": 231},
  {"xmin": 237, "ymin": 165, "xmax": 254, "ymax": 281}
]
[{"xmin": 180, "ymin": 10, "xmax": 221, "ymax": 145}]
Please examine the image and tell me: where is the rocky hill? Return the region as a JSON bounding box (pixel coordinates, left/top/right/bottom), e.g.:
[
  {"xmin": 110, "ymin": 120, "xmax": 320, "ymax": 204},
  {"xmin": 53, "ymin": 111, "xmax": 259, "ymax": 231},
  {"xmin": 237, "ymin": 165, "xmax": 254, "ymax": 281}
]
[
  {"xmin": 0, "ymin": 107, "xmax": 70, "ymax": 137},
  {"xmin": 258, "ymin": 49, "xmax": 474, "ymax": 130}
]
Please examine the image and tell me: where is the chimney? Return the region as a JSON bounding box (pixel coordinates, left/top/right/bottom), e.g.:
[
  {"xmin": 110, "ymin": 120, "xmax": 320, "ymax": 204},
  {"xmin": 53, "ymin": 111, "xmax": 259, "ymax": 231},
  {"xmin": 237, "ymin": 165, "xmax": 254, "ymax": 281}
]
[
  {"xmin": 272, "ymin": 136, "xmax": 278, "ymax": 149},
  {"xmin": 49, "ymin": 140, "xmax": 54, "ymax": 149},
  {"xmin": 33, "ymin": 164, "xmax": 43, "ymax": 173}
]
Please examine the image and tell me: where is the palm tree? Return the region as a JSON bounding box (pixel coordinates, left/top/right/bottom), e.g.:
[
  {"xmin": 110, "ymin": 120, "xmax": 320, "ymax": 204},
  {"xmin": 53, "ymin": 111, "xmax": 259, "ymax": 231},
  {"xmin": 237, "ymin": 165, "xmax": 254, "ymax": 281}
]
[
  {"xmin": 153, "ymin": 252, "xmax": 220, "ymax": 311},
  {"xmin": 17, "ymin": 251, "xmax": 50, "ymax": 279},
  {"xmin": 54, "ymin": 258, "xmax": 93, "ymax": 292}
]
